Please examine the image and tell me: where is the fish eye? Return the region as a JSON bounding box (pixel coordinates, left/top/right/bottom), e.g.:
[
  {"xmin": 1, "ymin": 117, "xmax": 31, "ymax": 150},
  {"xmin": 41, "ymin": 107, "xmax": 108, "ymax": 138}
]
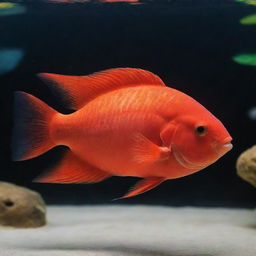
[{"xmin": 195, "ymin": 125, "xmax": 207, "ymax": 136}]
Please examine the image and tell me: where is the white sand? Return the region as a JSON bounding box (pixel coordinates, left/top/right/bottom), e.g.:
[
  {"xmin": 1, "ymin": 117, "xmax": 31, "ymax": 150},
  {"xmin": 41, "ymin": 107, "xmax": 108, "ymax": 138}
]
[{"xmin": 0, "ymin": 205, "xmax": 256, "ymax": 256}]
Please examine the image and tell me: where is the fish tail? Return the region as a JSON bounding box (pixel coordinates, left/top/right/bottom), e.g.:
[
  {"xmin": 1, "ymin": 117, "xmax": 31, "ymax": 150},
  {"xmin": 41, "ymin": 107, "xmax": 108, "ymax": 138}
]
[{"xmin": 12, "ymin": 91, "xmax": 58, "ymax": 161}]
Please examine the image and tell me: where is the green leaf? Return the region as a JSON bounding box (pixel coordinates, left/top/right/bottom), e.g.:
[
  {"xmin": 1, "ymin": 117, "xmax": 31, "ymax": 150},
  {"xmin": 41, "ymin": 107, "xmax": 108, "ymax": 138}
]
[
  {"xmin": 232, "ymin": 54, "xmax": 256, "ymax": 66},
  {"xmin": 240, "ymin": 14, "xmax": 256, "ymax": 25}
]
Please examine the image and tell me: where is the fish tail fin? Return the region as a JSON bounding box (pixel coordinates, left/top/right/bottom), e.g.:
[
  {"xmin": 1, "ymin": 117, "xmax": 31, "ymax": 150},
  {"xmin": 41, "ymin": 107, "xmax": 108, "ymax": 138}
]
[{"xmin": 12, "ymin": 91, "xmax": 57, "ymax": 161}]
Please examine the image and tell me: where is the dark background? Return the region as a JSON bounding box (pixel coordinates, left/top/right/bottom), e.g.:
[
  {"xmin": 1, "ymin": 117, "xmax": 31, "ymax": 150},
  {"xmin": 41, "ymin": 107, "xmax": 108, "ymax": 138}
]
[{"xmin": 0, "ymin": 0, "xmax": 255, "ymax": 207}]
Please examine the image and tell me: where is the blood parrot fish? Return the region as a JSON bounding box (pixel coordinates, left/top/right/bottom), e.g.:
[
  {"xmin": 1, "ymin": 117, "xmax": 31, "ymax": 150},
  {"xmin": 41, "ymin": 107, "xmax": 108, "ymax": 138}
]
[{"xmin": 12, "ymin": 68, "xmax": 233, "ymax": 199}]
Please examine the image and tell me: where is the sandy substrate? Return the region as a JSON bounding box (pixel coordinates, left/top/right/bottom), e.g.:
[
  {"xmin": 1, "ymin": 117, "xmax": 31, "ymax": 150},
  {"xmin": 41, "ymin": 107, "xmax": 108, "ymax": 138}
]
[{"xmin": 0, "ymin": 205, "xmax": 256, "ymax": 256}]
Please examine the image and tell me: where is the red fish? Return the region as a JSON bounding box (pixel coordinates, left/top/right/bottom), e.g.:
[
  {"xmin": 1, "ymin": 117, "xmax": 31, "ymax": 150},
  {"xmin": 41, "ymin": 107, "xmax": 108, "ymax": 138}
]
[{"xmin": 12, "ymin": 68, "xmax": 232, "ymax": 199}]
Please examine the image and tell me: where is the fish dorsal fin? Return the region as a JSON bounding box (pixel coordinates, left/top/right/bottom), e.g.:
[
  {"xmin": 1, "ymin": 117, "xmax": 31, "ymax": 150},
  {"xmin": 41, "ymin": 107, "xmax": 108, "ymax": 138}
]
[{"xmin": 38, "ymin": 68, "xmax": 166, "ymax": 110}]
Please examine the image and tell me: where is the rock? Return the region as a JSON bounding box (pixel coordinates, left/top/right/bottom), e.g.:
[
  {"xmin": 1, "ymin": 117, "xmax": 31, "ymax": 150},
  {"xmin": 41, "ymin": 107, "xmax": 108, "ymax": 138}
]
[
  {"xmin": 0, "ymin": 182, "xmax": 46, "ymax": 228},
  {"xmin": 236, "ymin": 145, "xmax": 256, "ymax": 187}
]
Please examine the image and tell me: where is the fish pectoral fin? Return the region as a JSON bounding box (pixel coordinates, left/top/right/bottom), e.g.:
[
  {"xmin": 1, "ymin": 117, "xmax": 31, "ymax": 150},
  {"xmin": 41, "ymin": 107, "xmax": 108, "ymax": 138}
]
[
  {"xmin": 34, "ymin": 150, "xmax": 111, "ymax": 184},
  {"xmin": 132, "ymin": 133, "xmax": 171, "ymax": 164},
  {"xmin": 38, "ymin": 68, "xmax": 165, "ymax": 110},
  {"xmin": 114, "ymin": 177, "xmax": 165, "ymax": 200}
]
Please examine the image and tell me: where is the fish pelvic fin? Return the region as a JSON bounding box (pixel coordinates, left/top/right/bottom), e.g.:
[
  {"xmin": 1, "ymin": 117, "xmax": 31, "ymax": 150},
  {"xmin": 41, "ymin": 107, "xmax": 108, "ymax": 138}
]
[
  {"xmin": 35, "ymin": 150, "xmax": 111, "ymax": 184},
  {"xmin": 12, "ymin": 91, "xmax": 58, "ymax": 161},
  {"xmin": 132, "ymin": 133, "xmax": 171, "ymax": 164},
  {"xmin": 113, "ymin": 177, "xmax": 165, "ymax": 200},
  {"xmin": 38, "ymin": 68, "xmax": 166, "ymax": 110}
]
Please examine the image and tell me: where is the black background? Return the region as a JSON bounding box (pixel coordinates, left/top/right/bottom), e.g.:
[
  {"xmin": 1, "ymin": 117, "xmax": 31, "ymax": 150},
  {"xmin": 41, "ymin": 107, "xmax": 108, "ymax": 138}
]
[{"xmin": 0, "ymin": 0, "xmax": 255, "ymax": 207}]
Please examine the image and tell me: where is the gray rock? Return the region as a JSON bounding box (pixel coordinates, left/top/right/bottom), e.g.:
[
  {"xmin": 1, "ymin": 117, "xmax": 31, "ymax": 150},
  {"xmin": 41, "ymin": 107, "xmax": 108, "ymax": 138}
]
[
  {"xmin": 0, "ymin": 182, "xmax": 46, "ymax": 228},
  {"xmin": 236, "ymin": 145, "xmax": 256, "ymax": 187}
]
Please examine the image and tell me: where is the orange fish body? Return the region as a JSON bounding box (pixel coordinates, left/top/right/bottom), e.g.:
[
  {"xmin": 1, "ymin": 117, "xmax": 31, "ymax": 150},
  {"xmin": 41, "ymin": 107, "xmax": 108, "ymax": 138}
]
[{"xmin": 12, "ymin": 68, "xmax": 232, "ymax": 199}]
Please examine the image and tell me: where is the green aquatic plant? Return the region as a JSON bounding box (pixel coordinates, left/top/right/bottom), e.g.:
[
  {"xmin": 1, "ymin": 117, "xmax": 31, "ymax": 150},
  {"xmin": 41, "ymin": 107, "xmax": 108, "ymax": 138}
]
[
  {"xmin": 0, "ymin": 2, "xmax": 14, "ymax": 8},
  {"xmin": 240, "ymin": 14, "xmax": 256, "ymax": 25},
  {"xmin": 235, "ymin": 0, "xmax": 256, "ymax": 5},
  {"xmin": 0, "ymin": 2, "xmax": 26, "ymax": 16},
  {"xmin": 232, "ymin": 54, "xmax": 256, "ymax": 66}
]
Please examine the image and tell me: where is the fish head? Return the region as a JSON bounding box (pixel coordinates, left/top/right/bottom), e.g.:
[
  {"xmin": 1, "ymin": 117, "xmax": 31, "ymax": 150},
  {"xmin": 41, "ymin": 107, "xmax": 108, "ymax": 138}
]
[{"xmin": 169, "ymin": 112, "xmax": 232, "ymax": 170}]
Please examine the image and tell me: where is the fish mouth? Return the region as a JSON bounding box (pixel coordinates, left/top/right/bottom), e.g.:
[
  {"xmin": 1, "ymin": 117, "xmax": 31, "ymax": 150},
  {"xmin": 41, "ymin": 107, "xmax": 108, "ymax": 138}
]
[
  {"xmin": 217, "ymin": 142, "xmax": 233, "ymax": 156},
  {"xmin": 218, "ymin": 137, "xmax": 233, "ymax": 155},
  {"xmin": 223, "ymin": 143, "xmax": 233, "ymax": 150},
  {"xmin": 171, "ymin": 144, "xmax": 207, "ymax": 170},
  {"xmin": 223, "ymin": 136, "xmax": 232, "ymax": 143}
]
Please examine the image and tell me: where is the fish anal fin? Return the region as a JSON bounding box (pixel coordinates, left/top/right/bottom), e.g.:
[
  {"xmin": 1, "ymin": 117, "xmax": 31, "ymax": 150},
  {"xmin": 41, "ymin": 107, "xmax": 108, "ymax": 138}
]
[
  {"xmin": 132, "ymin": 133, "xmax": 171, "ymax": 164},
  {"xmin": 114, "ymin": 177, "xmax": 165, "ymax": 200},
  {"xmin": 38, "ymin": 68, "xmax": 166, "ymax": 110},
  {"xmin": 35, "ymin": 150, "xmax": 110, "ymax": 184}
]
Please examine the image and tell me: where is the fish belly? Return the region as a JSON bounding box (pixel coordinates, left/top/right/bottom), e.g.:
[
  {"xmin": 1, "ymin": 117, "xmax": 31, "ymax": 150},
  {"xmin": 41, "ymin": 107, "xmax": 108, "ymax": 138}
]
[{"xmin": 71, "ymin": 112, "xmax": 165, "ymax": 177}]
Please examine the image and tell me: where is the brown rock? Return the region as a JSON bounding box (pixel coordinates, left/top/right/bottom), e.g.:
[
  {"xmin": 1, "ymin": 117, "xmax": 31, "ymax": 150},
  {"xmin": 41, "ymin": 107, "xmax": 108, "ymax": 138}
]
[
  {"xmin": 0, "ymin": 182, "xmax": 46, "ymax": 228},
  {"xmin": 236, "ymin": 145, "xmax": 256, "ymax": 187}
]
